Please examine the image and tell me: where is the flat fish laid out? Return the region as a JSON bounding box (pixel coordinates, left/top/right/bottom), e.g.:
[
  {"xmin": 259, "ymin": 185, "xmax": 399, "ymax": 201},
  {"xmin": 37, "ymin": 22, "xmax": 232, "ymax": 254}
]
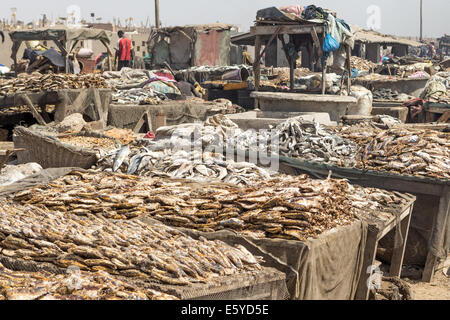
[
  {"xmin": 12, "ymin": 170, "xmax": 409, "ymax": 242},
  {"xmin": 0, "ymin": 263, "xmax": 177, "ymax": 300},
  {"xmin": 97, "ymin": 148, "xmax": 273, "ymax": 186},
  {"xmin": 0, "ymin": 200, "xmax": 263, "ymax": 291},
  {"xmin": 112, "ymin": 88, "xmax": 162, "ymax": 105},
  {"xmin": 273, "ymin": 118, "xmax": 359, "ymax": 167},
  {"xmin": 0, "ymin": 73, "xmax": 108, "ymax": 96},
  {"xmin": 337, "ymin": 125, "xmax": 450, "ymax": 180}
]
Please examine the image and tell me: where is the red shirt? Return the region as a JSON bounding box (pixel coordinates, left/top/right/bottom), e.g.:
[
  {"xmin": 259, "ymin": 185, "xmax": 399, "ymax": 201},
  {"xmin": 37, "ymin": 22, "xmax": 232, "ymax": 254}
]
[{"xmin": 118, "ymin": 37, "xmax": 132, "ymax": 61}]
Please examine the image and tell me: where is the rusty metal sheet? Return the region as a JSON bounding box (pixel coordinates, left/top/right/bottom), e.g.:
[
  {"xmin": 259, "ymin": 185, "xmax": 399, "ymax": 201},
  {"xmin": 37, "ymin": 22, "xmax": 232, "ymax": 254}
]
[{"xmin": 193, "ymin": 30, "xmax": 230, "ymax": 66}]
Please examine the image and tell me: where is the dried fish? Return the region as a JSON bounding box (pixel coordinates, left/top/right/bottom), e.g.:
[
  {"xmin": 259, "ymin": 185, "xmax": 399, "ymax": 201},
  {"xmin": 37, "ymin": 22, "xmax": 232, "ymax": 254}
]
[
  {"xmin": 0, "ymin": 73, "xmax": 108, "ymax": 96},
  {"xmin": 97, "ymin": 148, "xmax": 273, "ymax": 186},
  {"xmin": 13, "ymin": 170, "xmax": 408, "ymax": 242},
  {"xmin": 0, "ymin": 263, "xmax": 177, "ymax": 300},
  {"xmin": 337, "ymin": 125, "xmax": 450, "ymax": 179},
  {"xmin": 0, "ymin": 198, "xmax": 264, "ymax": 288}
]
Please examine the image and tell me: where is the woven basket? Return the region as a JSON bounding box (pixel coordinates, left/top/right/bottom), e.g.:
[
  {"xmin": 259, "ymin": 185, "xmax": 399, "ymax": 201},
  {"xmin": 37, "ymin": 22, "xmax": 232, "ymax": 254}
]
[{"xmin": 13, "ymin": 127, "xmax": 115, "ymax": 169}]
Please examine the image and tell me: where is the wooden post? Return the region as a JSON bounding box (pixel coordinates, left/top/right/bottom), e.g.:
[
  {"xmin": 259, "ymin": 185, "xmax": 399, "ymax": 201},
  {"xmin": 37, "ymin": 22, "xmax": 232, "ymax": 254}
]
[
  {"xmin": 389, "ymin": 206, "xmax": 414, "ymax": 277},
  {"xmin": 420, "ymin": 0, "xmax": 423, "ymax": 41},
  {"xmin": 19, "ymin": 94, "xmax": 46, "ymax": 125},
  {"xmin": 155, "ymin": 0, "xmax": 160, "ymax": 28},
  {"xmin": 346, "ymin": 44, "xmax": 352, "ymax": 94},
  {"xmin": 355, "ymin": 224, "xmax": 380, "ymax": 300},
  {"xmin": 253, "ymin": 35, "xmax": 262, "ymax": 109},
  {"xmin": 321, "ymin": 29, "xmax": 326, "ymax": 95},
  {"xmin": 422, "ymin": 186, "xmax": 450, "ymax": 282},
  {"xmin": 290, "ymin": 54, "xmax": 295, "ymax": 91}
]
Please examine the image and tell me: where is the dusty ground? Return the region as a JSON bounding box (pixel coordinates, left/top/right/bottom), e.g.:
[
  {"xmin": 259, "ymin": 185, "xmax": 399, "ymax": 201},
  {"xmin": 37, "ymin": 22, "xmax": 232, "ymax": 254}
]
[{"xmin": 406, "ymin": 270, "xmax": 450, "ymax": 300}]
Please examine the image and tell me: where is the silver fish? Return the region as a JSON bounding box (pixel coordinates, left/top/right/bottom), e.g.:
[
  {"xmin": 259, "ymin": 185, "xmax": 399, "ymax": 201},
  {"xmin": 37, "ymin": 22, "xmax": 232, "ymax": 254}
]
[
  {"xmin": 127, "ymin": 154, "xmax": 145, "ymax": 175},
  {"xmin": 113, "ymin": 145, "xmax": 131, "ymax": 172}
]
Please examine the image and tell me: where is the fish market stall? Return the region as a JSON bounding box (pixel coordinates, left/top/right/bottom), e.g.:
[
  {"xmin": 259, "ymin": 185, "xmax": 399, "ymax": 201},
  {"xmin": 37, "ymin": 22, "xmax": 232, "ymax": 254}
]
[
  {"xmin": 9, "ymin": 28, "xmax": 114, "ymax": 74},
  {"xmin": 108, "ymin": 99, "xmax": 242, "ymax": 133},
  {"xmin": 0, "ymin": 73, "xmax": 112, "ymax": 124},
  {"xmin": 0, "ymin": 184, "xmax": 289, "ymax": 300},
  {"xmin": 276, "ymin": 122, "xmax": 449, "ymax": 283},
  {"xmin": 18, "ymin": 169, "xmax": 414, "ymax": 300}
]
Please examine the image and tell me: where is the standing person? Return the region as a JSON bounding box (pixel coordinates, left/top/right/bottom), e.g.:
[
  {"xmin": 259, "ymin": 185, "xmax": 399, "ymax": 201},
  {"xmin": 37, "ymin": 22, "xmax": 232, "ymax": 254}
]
[{"xmin": 115, "ymin": 30, "xmax": 133, "ymax": 71}]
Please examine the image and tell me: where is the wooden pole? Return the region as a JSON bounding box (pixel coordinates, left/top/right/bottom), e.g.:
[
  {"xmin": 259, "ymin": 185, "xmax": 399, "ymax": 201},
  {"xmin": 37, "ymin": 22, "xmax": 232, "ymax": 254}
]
[
  {"xmin": 420, "ymin": 0, "xmax": 423, "ymax": 41},
  {"xmin": 155, "ymin": 0, "xmax": 160, "ymax": 28}
]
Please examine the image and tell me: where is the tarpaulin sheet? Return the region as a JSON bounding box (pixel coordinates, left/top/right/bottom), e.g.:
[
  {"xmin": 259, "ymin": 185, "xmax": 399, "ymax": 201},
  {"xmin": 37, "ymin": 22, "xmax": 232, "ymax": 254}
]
[
  {"xmin": 0, "ymin": 167, "xmax": 80, "ymax": 197},
  {"xmin": 170, "ymin": 220, "xmax": 368, "ymax": 300}
]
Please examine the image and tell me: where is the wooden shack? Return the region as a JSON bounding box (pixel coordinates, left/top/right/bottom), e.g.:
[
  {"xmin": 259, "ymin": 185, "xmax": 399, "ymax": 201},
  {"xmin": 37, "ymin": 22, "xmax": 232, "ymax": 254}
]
[{"xmin": 147, "ymin": 24, "xmax": 233, "ymax": 70}]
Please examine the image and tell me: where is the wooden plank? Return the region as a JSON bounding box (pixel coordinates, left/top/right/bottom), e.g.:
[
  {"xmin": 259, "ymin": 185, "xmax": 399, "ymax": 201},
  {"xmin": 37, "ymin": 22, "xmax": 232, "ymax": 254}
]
[
  {"xmin": 311, "ymin": 26, "xmax": 323, "ymax": 57},
  {"xmin": 133, "ymin": 111, "xmax": 152, "ymax": 133},
  {"xmin": 377, "ymin": 205, "xmax": 414, "ymax": 240},
  {"xmin": 281, "ymin": 158, "xmax": 448, "ymax": 196},
  {"xmin": 92, "ymin": 88, "xmax": 105, "ymax": 124},
  {"xmin": 427, "ymin": 106, "xmax": 450, "ymax": 113},
  {"xmin": 18, "ymin": 94, "xmax": 46, "ymax": 125},
  {"xmin": 389, "ymin": 205, "xmax": 414, "ymax": 277},
  {"xmin": 257, "ymin": 27, "xmax": 281, "ymax": 63},
  {"xmin": 355, "ymin": 224, "xmax": 380, "ymax": 300},
  {"xmin": 251, "ymin": 25, "xmax": 325, "ymax": 36},
  {"xmin": 437, "ymin": 111, "xmax": 450, "ymax": 123}
]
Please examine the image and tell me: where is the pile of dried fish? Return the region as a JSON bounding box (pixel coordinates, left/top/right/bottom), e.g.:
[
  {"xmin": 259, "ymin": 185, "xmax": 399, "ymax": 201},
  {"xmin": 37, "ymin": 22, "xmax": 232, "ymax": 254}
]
[
  {"xmin": 0, "ymin": 199, "xmax": 263, "ymax": 288},
  {"xmin": 13, "ymin": 170, "xmax": 407, "ymax": 241},
  {"xmin": 351, "ymin": 56, "xmax": 376, "ymax": 71},
  {"xmin": 275, "ymin": 118, "xmax": 359, "ymax": 167},
  {"xmin": 103, "ymin": 128, "xmax": 137, "ymax": 146},
  {"xmin": 0, "ymin": 263, "xmax": 177, "ymax": 300},
  {"xmin": 372, "ymin": 88, "xmax": 412, "ymax": 101},
  {"xmin": 58, "ymin": 136, "xmax": 117, "ymax": 152},
  {"xmin": 97, "ymin": 148, "xmax": 273, "ymax": 186},
  {"xmin": 338, "ymin": 126, "xmax": 450, "ymax": 179},
  {"xmin": 0, "ymin": 73, "xmax": 108, "ymax": 96},
  {"xmin": 112, "ymin": 88, "xmax": 162, "ymax": 105}
]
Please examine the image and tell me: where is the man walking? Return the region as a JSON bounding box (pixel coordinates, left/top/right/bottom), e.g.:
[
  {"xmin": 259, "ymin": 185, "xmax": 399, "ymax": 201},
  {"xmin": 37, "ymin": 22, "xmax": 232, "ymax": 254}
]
[{"xmin": 115, "ymin": 30, "xmax": 133, "ymax": 70}]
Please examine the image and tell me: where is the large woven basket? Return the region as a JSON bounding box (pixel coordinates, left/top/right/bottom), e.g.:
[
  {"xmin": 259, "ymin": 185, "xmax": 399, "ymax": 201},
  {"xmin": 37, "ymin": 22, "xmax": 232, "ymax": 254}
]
[{"xmin": 13, "ymin": 127, "xmax": 115, "ymax": 169}]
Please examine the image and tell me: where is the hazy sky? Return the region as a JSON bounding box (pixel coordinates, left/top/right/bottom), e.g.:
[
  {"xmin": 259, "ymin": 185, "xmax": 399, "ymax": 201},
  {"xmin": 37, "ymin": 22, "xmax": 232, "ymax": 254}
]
[{"xmin": 1, "ymin": 0, "xmax": 449, "ymax": 38}]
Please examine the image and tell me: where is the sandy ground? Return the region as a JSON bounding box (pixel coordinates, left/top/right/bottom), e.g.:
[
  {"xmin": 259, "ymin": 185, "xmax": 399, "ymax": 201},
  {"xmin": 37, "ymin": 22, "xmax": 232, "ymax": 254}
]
[{"xmin": 406, "ymin": 271, "xmax": 450, "ymax": 300}]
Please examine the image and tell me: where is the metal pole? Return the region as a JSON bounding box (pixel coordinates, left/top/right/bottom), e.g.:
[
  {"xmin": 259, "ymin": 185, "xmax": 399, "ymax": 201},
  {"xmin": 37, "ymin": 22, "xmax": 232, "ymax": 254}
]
[
  {"xmin": 155, "ymin": 0, "xmax": 160, "ymax": 28},
  {"xmin": 420, "ymin": 0, "xmax": 423, "ymax": 41}
]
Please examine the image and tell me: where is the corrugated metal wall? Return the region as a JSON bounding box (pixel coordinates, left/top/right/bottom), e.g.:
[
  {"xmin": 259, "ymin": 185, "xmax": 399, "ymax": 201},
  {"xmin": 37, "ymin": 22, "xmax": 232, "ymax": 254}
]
[{"xmin": 193, "ymin": 30, "xmax": 230, "ymax": 67}]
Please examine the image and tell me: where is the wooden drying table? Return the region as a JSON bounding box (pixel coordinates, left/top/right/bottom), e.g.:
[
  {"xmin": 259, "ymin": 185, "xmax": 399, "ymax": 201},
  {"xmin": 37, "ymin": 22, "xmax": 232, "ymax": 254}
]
[
  {"xmin": 0, "ymin": 88, "xmax": 112, "ymax": 125},
  {"xmin": 423, "ymin": 103, "xmax": 450, "ymax": 123},
  {"xmin": 251, "ymin": 22, "xmax": 353, "ymax": 101},
  {"xmin": 355, "ymin": 194, "xmax": 416, "ymax": 300},
  {"xmin": 279, "ymin": 156, "xmax": 450, "ymax": 283}
]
